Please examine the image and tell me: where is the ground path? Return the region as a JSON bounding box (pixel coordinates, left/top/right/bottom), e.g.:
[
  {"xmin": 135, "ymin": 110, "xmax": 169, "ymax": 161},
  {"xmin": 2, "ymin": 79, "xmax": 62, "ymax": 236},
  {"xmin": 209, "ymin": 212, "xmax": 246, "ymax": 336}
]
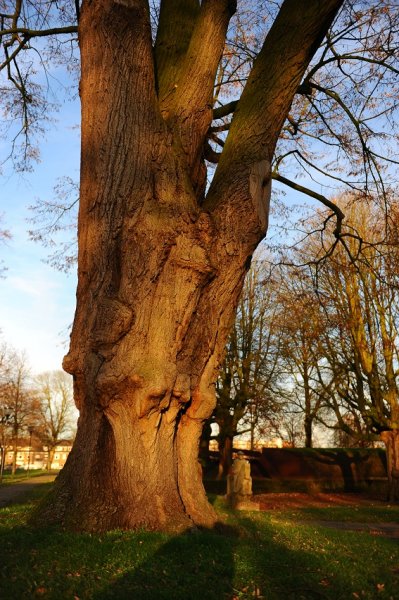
[
  {"xmin": 255, "ymin": 491, "xmax": 388, "ymax": 510},
  {"xmin": 299, "ymin": 519, "xmax": 399, "ymax": 538},
  {"xmin": 0, "ymin": 474, "xmax": 56, "ymax": 508},
  {"xmin": 254, "ymin": 492, "xmax": 399, "ymax": 539},
  {"xmin": 1, "ymin": 482, "xmax": 398, "ymax": 538}
]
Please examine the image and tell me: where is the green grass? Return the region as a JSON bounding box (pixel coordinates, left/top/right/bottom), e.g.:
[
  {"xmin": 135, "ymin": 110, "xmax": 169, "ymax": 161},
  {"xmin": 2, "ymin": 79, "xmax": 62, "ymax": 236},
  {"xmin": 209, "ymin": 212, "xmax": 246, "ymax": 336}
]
[
  {"xmin": 0, "ymin": 469, "xmax": 54, "ymax": 484},
  {"xmin": 1, "ymin": 486, "xmax": 399, "ymax": 600}
]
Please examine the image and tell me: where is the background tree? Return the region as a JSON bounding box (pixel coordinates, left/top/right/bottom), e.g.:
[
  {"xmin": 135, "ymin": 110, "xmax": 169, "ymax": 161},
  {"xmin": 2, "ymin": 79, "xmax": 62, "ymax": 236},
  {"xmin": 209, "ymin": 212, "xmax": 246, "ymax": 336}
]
[
  {"xmin": 1, "ymin": 1, "xmax": 399, "ymax": 529},
  {"xmin": 0, "ymin": 345, "xmax": 36, "ymax": 474},
  {"xmin": 0, "ymin": 217, "xmax": 11, "ymax": 277},
  {"xmin": 214, "ymin": 262, "xmax": 282, "ymax": 477},
  {"xmin": 290, "ymin": 195, "xmax": 399, "ymax": 500},
  {"xmin": 332, "ymin": 410, "xmax": 376, "ymax": 448},
  {"xmin": 34, "ymin": 370, "xmax": 75, "ymax": 470},
  {"xmin": 274, "ymin": 264, "xmax": 329, "ymax": 447},
  {"xmin": 270, "ymin": 410, "xmax": 306, "ymax": 448},
  {"xmin": 0, "ymin": 342, "xmax": 12, "ymax": 477}
]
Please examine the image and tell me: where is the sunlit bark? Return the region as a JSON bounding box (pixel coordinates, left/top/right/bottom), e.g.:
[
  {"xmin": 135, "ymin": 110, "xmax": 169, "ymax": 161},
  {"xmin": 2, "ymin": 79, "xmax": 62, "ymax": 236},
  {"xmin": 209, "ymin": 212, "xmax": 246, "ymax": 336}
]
[{"xmin": 34, "ymin": 0, "xmax": 343, "ymax": 531}]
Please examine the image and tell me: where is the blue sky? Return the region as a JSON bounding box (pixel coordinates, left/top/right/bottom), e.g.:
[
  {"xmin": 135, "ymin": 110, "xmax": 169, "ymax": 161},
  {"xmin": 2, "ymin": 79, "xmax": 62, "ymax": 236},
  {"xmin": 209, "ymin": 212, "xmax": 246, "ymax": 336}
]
[
  {"xmin": 0, "ymin": 62, "xmax": 319, "ymax": 376},
  {"xmin": 0, "ymin": 92, "xmax": 80, "ymax": 374},
  {"xmin": 0, "ymin": 97, "xmax": 317, "ymax": 375}
]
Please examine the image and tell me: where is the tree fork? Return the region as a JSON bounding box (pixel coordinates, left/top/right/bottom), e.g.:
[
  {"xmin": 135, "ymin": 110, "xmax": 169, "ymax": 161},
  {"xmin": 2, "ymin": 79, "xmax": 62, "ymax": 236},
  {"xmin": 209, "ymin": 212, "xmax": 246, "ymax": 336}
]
[{"xmin": 33, "ymin": 0, "xmax": 345, "ymax": 531}]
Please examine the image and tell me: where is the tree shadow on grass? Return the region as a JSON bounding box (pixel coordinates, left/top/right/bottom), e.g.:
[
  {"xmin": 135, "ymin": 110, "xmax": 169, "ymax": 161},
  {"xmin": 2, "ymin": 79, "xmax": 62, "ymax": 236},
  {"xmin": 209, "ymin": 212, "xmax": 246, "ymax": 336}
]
[
  {"xmin": 93, "ymin": 524, "xmax": 238, "ymax": 600},
  {"xmin": 0, "ymin": 482, "xmax": 54, "ymax": 509},
  {"xmin": 232, "ymin": 512, "xmax": 399, "ymax": 600},
  {"xmin": 0, "ymin": 520, "xmax": 238, "ymax": 600},
  {"xmin": 1, "ymin": 509, "xmax": 399, "ymax": 600}
]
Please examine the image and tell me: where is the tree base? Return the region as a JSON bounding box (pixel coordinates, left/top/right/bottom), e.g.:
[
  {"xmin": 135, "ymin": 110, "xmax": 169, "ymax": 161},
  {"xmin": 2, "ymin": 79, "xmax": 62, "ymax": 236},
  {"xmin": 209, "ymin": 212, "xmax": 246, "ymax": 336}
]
[{"xmin": 30, "ymin": 409, "xmax": 218, "ymax": 533}]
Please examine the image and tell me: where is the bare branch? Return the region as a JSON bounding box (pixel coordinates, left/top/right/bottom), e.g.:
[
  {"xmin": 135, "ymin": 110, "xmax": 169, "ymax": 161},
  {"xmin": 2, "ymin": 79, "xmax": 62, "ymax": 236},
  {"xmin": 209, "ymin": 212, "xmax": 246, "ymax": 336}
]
[
  {"xmin": 212, "ymin": 99, "xmax": 238, "ymax": 120},
  {"xmin": 272, "ymin": 173, "xmax": 345, "ymax": 237},
  {"xmin": 0, "ymin": 25, "xmax": 78, "ymax": 39}
]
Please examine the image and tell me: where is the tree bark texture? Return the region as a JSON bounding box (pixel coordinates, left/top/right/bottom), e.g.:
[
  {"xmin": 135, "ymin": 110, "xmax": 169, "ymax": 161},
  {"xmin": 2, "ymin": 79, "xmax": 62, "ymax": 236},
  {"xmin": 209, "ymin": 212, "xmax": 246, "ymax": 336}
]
[
  {"xmin": 218, "ymin": 435, "xmax": 234, "ymax": 480},
  {"xmin": 304, "ymin": 417, "xmax": 313, "ymax": 449},
  {"xmin": 11, "ymin": 438, "xmax": 17, "ymax": 475},
  {"xmin": 303, "ymin": 360, "xmax": 313, "ymax": 448},
  {"xmin": 381, "ymin": 430, "xmax": 399, "ymax": 502},
  {"xmin": 46, "ymin": 447, "xmax": 55, "ymax": 472},
  {"xmin": 36, "ymin": 0, "xmax": 344, "ymax": 531}
]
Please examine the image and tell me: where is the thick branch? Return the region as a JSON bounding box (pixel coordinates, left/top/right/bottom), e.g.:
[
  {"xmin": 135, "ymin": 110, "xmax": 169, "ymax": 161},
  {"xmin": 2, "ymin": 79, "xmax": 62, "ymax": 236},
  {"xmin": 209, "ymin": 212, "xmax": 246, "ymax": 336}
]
[
  {"xmin": 154, "ymin": 0, "xmax": 199, "ymax": 100},
  {"xmin": 213, "ymin": 100, "xmax": 238, "ymax": 120},
  {"xmin": 206, "ymin": 0, "xmax": 344, "ymax": 216},
  {"xmin": 162, "ymin": 0, "xmax": 236, "ymax": 192},
  {"xmin": 2, "ymin": 0, "xmax": 22, "ymax": 49},
  {"xmin": 272, "ymin": 173, "xmax": 345, "ymax": 236},
  {"xmin": 204, "ymin": 142, "xmax": 221, "ymax": 163},
  {"xmin": 175, "ymin": 0, "xmax": 236, "ymax": 107},
  {"xmin": 162, "ymin": 0, "xmax": 236, "ymax": 116},
  {"xmin": 211, "ymin": 81, "xmax": 313, "ymax": 121},
  {"xmin": 0, "ymin": 25, "xmax": 78, "ymax": 37}
]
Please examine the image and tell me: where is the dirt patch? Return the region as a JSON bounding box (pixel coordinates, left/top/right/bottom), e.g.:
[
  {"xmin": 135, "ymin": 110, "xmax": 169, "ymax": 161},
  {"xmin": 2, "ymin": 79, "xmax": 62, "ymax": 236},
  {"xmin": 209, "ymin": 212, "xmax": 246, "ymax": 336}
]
[
  {"xmin": 254, "ymin": 491, "xmax": 388, "ymax": 511},
  {"xmin": 0, "ymin": 475, "xmax": 56, "ymax": 507},
  {"xmin": 253, "ymin": 492, "xmax": 399, "ymax": 538},
  {"xmin": 299, "ymin": 519, "xmax": 399, "ymax": 538}
]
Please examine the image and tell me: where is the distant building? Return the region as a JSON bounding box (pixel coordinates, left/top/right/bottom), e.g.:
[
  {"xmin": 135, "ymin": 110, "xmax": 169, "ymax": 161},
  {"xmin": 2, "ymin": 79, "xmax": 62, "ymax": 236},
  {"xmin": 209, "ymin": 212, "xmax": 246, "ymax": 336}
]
[
  {"xmin": 209, "ymin": 436, "xmax": 286, "ymax": 452},
  {"xmin": 3, "ymin": 442, "xmax": 73, "ymax": 471}
]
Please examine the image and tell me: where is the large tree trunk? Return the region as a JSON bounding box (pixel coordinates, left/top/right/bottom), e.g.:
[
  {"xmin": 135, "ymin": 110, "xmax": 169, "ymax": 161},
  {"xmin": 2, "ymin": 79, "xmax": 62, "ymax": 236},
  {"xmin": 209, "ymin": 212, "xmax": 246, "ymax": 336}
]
[
  {"xmin": 34, "ymin": 0, "xmax": 343, "ymax": 531},
  {"xmin": 39, "ymin": 184, "xmax": 254, "ymax": 531},
  {"xmin": 381, "ymin": 430, "xmax": 399, "ymax": 502},
  {"xmin": 36, "ymin": 3, "xmax": 253, "ymax": 532},
  {"xmin": 218, "ymin": 434, "xmax": 234, "ymax": 480}
]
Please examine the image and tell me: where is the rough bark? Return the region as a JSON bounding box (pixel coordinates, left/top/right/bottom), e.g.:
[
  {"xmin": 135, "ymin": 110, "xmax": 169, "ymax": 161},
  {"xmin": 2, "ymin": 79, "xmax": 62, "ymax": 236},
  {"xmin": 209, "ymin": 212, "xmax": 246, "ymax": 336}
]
[
  {"xmin": 46, "ymin": 447, "xmax": 55, "ymax": 471},
  {"xmin": 218, "ymin": 435, "xmax": 233, "ymax": 480},
  {"xmin": 381, "ymin": 430, "xmax": 399, "ymax": 503},
  {"xmin": 303, "ymin": 360, "xmax": 313, "ymax": 448},
  {"xmin": 34, "ymin": 0, "xmax": 344, "ymax": 531},
  {"xmin": 0, "ymin": 447, "xmax": 5, "ymax": 480},
  {"xmin": 304, "ymin": 417, "xmax": 313, "ymax": 449},
  {"xmin": 11, "ymin": 436, "xmax": 17, "ymax": 475}
]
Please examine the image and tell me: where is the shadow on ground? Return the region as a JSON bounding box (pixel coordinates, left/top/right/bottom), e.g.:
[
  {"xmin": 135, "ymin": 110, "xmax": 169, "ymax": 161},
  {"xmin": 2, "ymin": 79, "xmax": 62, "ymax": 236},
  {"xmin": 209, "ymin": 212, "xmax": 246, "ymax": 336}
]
[
  {"xmin": 93, "ymin": 525, "xmax": 237, "ymax": 600},
  {"xmin": 1, "ymin": 505, "xmax": 399, "ymax": 599},
  {"xmin": 0, "ymin": 480, "xmax": 55, "ymax": 508}
]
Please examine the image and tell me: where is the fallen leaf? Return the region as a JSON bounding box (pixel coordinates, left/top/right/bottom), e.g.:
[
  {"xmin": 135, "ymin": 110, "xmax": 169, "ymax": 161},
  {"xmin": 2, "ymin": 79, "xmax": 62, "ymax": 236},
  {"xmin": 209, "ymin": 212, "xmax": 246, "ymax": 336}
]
[{"xmin": 35, "ymin": 588, "xmax": 47, "ymax": 596}]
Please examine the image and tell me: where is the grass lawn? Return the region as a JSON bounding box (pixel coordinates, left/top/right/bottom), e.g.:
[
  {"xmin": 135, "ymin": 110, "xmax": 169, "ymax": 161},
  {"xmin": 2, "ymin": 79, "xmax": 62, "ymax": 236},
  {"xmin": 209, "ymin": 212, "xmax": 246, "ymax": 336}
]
[{"xmin": 1, "ymin": 485, "xmax": 398, "ymax": 600}]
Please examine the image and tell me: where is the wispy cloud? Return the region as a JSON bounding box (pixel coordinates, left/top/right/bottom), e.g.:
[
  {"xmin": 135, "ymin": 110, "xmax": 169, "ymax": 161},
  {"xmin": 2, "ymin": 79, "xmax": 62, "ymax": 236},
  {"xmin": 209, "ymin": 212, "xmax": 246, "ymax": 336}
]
[{"xmin": 8, "ymin": 275, "xmax": 49, "ymax": 297}]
